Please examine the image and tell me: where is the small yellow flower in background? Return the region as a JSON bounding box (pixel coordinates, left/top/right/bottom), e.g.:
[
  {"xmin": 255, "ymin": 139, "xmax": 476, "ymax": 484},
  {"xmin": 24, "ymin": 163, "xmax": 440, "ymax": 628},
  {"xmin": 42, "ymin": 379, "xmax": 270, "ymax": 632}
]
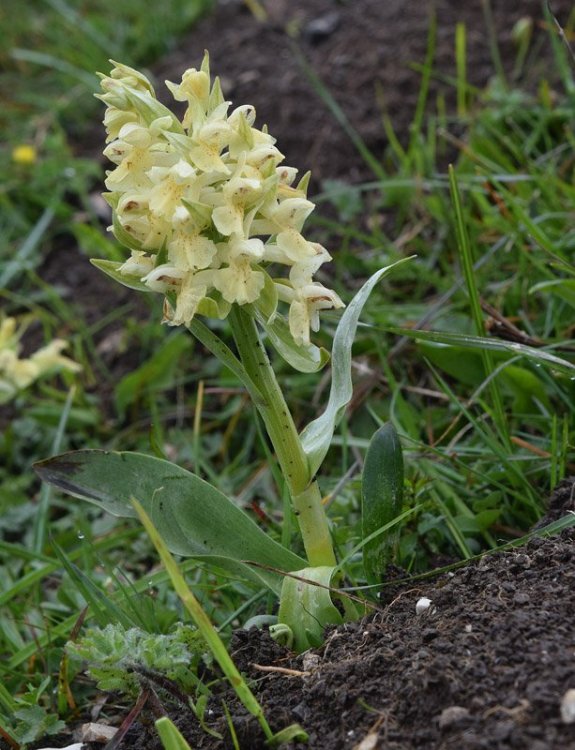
[
  {"xmin": 98, "ymin": 53, "xmax": 344, "ymax": 347},
  {"xmin": 12, "ymin": 144, "xmax": 37, "ymax": 165},
  {"xmin": 0, "ymin": 316, "xmax": 81, "ymax": 404}
]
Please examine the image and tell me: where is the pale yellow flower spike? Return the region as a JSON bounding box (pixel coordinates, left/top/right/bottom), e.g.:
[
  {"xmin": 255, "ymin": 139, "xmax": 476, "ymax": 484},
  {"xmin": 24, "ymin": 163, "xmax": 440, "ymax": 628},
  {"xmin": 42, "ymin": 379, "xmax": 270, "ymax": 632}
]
[{"xmin": 100, "ymin": 55, "xmax": 344, "ymax": 346}]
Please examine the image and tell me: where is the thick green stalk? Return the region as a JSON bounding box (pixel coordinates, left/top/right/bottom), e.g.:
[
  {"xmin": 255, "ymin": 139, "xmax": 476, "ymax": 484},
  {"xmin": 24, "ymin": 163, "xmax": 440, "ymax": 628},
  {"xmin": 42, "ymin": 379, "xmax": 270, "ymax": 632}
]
[
  {"xmin": 229, "ymin": 305, "xmax": 336, "ymax": 567},
  {"xmin": 291, "ymin": 483, "xmax": 336, "ymax": 567}
]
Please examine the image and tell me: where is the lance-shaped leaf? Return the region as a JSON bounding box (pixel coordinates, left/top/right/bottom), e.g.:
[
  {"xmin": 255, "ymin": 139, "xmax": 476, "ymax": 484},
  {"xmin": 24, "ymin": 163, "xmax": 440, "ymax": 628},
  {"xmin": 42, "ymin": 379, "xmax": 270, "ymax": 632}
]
[
  {"xmin": 300, "ymin": 258, "xmax": 413, "ymax": 476},
  {"xmin": 530, "ymin": 279, "xmax": 575, "ymax": 309},
  {"xmin": 155, "ymin": 717, "xmax": 194, "ymax": 750},
  {"xmin": 34, "ymin": 450, "xmax": 306, "ymax": 592},
  {"xmin": 385, "ymin": 327, "xmax": 575, "ymax": 376},
  {"xmin": 361, "ymin": 422, "xmax": 404, "ymax": 584}
]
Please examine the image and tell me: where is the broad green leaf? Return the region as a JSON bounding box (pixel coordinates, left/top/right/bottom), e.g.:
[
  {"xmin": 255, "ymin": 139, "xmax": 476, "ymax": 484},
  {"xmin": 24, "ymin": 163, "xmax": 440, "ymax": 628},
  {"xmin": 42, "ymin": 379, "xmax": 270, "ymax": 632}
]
[
  {"xmin": 34, "ymin": 450, "xmax": 306, "ymax": 592},
  {"xmin": 300, "ymin": 259, "xmax": 413, "ymax": 476},
  {"xmin": 419, "ymin": 341, "xmax": 485, "ymax": 386},
  {"xmin": 386, "ymin": 327, "xmax": 575, "ymax": 375},
  {"xmin": 361, "ymin": 423, "xmax": 404, "ymax": 583},
  {"xmin": 276, "ymin": 566, "xmax": 343, "ymax": 652},
  {"xmin": 254, "ymin": 307, "xmax": 330, "ymax": 374}
]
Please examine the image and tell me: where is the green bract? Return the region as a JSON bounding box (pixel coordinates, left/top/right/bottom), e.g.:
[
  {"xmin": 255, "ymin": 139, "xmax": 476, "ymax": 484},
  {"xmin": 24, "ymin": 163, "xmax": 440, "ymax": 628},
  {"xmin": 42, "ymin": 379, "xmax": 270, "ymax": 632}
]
[{"xmin": 98, "ymin": 54, "xmax": 344, "ymax": 347}]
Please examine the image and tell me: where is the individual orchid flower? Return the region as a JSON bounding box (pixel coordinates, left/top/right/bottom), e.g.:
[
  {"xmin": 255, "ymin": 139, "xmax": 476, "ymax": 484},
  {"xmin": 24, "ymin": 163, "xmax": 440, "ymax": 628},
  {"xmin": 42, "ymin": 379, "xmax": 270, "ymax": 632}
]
[
  {"xmin": 165, "ymin": 65, "xmax": 211, "ymax": 131},
  {"xmin": 98, "ymin": 62, "xmax": 182, "ymax": 141},
  {"xmin": 0, "ymin": 316, "xmax": 81, "ymax": 404},
  {"xmin": 30, "ymin": 340, "xmax": 82, "ymax": 377},
  {"xmin": 104, "ymin": 121, "xmax": 177, "ymax": 192},
  {"xmin": 188, "ymin": 119, "xmax": 234, "ymax": 173},
  {"xmin": 211, "ymin": 165, "xmax": 263, "ymax": 237},
  {"xmin": 168, "ymin": 269, "xmax": 216, "ymax": 326},
  {"xmin": 288, "ymin": 284, "xmax": 344, "ymax": 347},
  {"xmin": 147, "ymin": 160, "xmax": 200, "ymax": 220},
  {"xmin": 115, "ymin": 193, "xmax": 171, "ymax": 250},
  {"xmin": 213, "ymin": 234, "xmax": 266, "ymax": 305},
  {"xmin": 117, "ymin": 250, "xmax": 155, "ymax": 278},
  {"xmin": 167, "ymin": 215, "xmax": 218, "ymax": 272}
]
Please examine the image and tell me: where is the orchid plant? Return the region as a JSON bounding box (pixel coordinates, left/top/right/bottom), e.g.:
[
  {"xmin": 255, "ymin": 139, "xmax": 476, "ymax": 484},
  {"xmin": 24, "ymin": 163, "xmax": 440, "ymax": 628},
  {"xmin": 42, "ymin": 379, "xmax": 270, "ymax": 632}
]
[
  {"xmin": 0, "ymin": 315, "xmax": 80, "ymax": 404},
  {"xmin": 35, "ymin": 54, "xmax": 407, "ymax": 652}
]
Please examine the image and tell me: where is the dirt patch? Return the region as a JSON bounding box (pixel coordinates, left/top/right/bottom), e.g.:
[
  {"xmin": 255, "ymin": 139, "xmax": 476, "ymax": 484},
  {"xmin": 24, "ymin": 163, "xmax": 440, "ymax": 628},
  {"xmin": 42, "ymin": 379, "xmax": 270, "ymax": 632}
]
[
  {"xmin": 226, "ymin": 502, "xmax": 575, "ymax": 750},
  {"xmin": 154, "ymin": 0, "xmax": 574, "ymax": 186}
]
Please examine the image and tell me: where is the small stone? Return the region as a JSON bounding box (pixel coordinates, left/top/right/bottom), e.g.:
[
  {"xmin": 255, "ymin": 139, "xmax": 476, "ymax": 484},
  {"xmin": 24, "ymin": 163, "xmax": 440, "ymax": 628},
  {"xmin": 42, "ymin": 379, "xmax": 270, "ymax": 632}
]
[
  {"xmin": 438, "ymin": 705, "xmax": 470, "ymax": 729},
  {"xmin": 77, "ymin": 723, "xmax": 117, "ymax": 742},
  {"xmin": 416, "ymin": 597, "xmax": 433, "ymax": 615},
  {"xmin": 511, "ymin": 553, "xmax": 532, "ymax": 568},
  {"xmin": 513, "ymin": 592, "xmax": 530, "ymax": 605},
  {"xmin": 36, "ymin": 745, "xmax": 84, "ymax": 750},
  {"xmin": 492, "ymin": 719, "xmax": 514, "ymax": 740},
  {"xmin": 302, "ymin": 652, "xmax": 321, "ymax": 672},
  {"xmin": 303, "ymin": 12, "xmax": 341, "ymax": 44},
  {"xmin": 560, "ymin": 688, "xmax": 575, "ymax": 723}
]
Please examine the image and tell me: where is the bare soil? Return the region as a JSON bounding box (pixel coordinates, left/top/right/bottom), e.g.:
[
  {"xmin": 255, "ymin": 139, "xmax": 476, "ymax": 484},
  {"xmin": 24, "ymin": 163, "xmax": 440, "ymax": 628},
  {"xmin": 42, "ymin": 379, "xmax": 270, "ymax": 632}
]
[
  {"xmin": 155, "ymin": 0, "xmax": 574, "ymax": 185},
  {"xmin": 186, "ymin": 479, "xmax": 575, "ymax": 750},
  {"xmin": 25, "ymin": 1, "xmax": 575, "ymax": 748}
]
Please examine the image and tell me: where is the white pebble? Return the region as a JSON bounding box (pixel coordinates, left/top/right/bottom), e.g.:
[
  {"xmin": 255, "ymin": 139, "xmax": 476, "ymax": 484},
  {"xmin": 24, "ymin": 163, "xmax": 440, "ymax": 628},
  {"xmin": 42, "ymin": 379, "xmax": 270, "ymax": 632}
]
[
  {"xmin": 36, "ymin": 744, "xmax": 84, "ymax": 750},
  {"xmin": 416, "ymin": 597, "xmax": 433, "ymax": 615},
  {"xmin": 77, "ymin": 724, "xmax": 116, "ymax": 742},
  {"xmin": 560, "ymin": 688, "xmax": 575, "ymax": 723}
]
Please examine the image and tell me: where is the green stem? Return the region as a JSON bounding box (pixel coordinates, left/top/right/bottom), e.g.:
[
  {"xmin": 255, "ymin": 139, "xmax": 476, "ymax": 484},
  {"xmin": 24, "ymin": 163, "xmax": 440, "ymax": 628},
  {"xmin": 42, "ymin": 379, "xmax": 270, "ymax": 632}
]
[
  {"xmin": 292, "ymin": 483, "xmax": 336, "ymax": 567},
  {"xmin": 229, "ymin": 305, "xmax": 336, "ymax": 567}
]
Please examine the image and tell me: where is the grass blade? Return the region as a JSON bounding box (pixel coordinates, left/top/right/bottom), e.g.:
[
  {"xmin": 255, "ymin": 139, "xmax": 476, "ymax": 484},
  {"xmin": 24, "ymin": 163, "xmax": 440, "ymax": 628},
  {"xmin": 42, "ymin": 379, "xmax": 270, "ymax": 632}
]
[
  {"xmin": 131, "ymin": 498, "xmax": 275, "ymax": 742},
  {"xmin": 384, "ymin": 326, "xmax": 575, "ymax": 376}
]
